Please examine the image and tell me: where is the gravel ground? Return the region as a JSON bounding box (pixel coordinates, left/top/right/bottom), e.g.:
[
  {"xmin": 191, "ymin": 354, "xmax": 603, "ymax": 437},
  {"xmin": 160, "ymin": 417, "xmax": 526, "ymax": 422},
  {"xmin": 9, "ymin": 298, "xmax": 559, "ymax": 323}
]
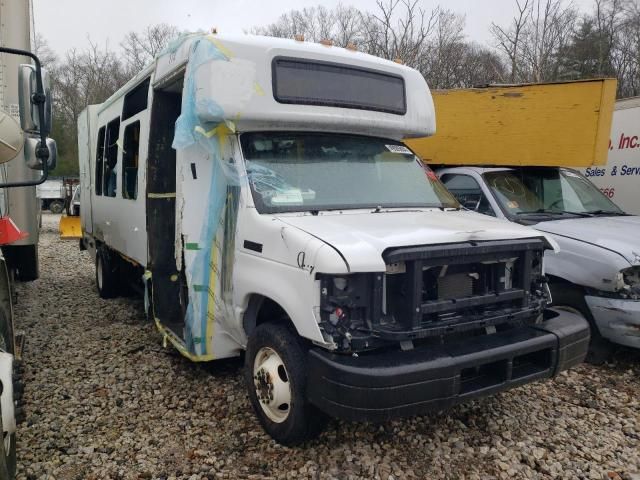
[{"xmin": 13, "ymin": 214, "xmax": 640, "ymax": 480}]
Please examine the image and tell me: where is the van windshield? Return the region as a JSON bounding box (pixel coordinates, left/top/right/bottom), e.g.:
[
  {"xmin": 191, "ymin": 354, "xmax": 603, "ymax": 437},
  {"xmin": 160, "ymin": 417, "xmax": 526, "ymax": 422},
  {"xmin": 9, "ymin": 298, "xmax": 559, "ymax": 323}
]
[
  {"xmin": 484, "ymin": 168, "xmax": 624, "ymax": 220},
  {"xmin": 241, "ymin": 132, "xmax": 458, "ymax": 214}
]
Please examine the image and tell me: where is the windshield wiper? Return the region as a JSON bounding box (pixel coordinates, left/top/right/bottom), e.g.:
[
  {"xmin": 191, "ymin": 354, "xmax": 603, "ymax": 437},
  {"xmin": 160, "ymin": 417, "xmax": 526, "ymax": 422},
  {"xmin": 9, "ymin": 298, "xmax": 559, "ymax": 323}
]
[
  {"xmin": 515, "ymin": 209, "xmax": 593, "ymax": 217},
  {"xmin": 583, "ymin": 210, "xmax": 628, "ymax": 216}
]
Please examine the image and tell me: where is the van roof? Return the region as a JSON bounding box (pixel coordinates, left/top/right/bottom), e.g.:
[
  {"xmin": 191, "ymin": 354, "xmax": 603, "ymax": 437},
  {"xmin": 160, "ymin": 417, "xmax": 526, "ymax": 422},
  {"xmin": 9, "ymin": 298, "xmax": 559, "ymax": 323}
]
[{"xmin": 99, "ymin": 32, "xmax": 435, "ymax": 141}]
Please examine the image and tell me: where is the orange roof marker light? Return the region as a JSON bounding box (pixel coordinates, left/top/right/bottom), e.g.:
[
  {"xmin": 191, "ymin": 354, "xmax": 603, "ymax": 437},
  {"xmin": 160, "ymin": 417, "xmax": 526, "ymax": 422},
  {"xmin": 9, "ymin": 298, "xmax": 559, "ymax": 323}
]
[
  {"xmin": 319, "ymin": 39, "xmax": 333, "ymax": 47},
  {"xmin": 294, "ymin": 34, "xmax": 304, "ymax": 42},
  {"xmin": 346, "ymin": 43, "xmax": 358, "ymax": 51}
]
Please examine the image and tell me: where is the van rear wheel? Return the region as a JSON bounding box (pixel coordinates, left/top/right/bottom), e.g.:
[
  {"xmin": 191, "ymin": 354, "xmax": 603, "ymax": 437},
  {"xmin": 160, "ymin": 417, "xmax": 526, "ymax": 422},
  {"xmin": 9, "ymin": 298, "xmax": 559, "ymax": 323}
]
[
  {"xmin": 245, "ymin": 322, "xmax": 327, "ymax": 445},
  {"xmin": 96, "ymin": 248, "xmax": 118, "ymax": 299}
]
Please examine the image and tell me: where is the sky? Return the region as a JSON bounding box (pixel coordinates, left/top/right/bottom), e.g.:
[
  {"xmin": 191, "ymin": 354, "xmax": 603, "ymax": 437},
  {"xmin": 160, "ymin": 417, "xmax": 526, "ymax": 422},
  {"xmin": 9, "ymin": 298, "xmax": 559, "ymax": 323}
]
[{"xmin": 33, "ymin": 0, "xmax": 596, "ymax": 56}]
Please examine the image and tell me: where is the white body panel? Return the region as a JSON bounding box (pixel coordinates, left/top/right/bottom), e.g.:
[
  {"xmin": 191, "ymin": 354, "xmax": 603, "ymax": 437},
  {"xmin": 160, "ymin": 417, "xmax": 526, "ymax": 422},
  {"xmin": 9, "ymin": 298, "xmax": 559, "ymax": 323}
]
[
  {"xmin": 583, "ymin": 97, "xmax": 640, "ymax": 214},
  {"xmin": 79, "ymin": 99, "xmax": 148, "ymax": 264},
  {"xmin": 78, "ymin": 106, "xmax": 99, "ymax": 234}
]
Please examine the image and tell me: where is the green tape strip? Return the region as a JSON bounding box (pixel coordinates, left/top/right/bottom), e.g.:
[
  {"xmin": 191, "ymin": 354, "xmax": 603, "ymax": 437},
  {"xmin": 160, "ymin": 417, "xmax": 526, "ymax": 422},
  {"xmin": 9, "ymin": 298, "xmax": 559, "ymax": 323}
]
[
  {"xmin": 193, "ymin": 284, "xmax": 207, "ymax": 292},
  {"xmin": 185, "ymin": 243, "xmax": 201, "ymax": 251}
]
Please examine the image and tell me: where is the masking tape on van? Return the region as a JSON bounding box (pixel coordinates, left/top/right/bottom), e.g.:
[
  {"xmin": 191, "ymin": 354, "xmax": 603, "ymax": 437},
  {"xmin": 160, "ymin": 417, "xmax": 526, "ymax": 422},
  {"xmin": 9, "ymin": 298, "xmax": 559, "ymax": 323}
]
[{"xmin": 156, "ymin": 33, "xmax": 244, "ymax": 360}]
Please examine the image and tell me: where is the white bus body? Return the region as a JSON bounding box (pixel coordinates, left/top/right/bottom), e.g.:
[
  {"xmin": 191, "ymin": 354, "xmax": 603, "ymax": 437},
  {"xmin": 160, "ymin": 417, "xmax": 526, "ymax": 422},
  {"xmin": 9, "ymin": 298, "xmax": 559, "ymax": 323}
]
[{"xmin": 78, "ymin": 33, "xmax": 588, "ymax": 445}]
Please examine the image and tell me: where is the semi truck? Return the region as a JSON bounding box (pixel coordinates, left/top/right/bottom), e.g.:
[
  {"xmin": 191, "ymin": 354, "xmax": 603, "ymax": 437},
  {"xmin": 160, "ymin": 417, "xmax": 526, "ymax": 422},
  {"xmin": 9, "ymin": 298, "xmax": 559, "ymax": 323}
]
[
  {"xmin": 583, "ymin": 97, "xmax": 640, "ymax": 215},
  {"xmin": 78, "ymin": 32, "xmax": 589, "ymax": 445},
  {"xmin": 0, "ymin": 0, "xmax": 45, "ymax": 282},
  {"xmin": 0, "ymin": 1, "xmax": 56, "ymax": 477},
  {"xmin": 407, "ymin": 80, "xmax": 640, "ymax": 364}
]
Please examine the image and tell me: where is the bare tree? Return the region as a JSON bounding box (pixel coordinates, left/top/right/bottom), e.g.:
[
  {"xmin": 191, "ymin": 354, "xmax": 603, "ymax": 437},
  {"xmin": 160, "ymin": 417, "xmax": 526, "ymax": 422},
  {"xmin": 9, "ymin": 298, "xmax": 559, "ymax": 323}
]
[
  {"xmin": 49, "ymin": 39, "xmax": 129, "ymax": 175},
  {"xmin": 251, "ymin": 4, "xmax": 365, "ymax": 48},
  {"xmin": 32, "ymin": 33, "xmax": 57, "ymax": 69},
  {"xmin": 419, "ymin": 9, "xmax": 467, "ymax": 88},
  {"xmin": 251, "ymin": 2, "xmax": 504, "ymax": 88},
  {"xmin": 491, "ymin": 0, "xmax": 578, "ymax": 83},
  {"xmin": 491, "ymin": 0, "xmax": 530, "ymax": 81},
  {"xmin": 360, "ymin": 0, "xmax": 439, "ymax": 66},
  {"xmin": 121, "ymin": 23, "xmax": 179, "ymax": 74}
]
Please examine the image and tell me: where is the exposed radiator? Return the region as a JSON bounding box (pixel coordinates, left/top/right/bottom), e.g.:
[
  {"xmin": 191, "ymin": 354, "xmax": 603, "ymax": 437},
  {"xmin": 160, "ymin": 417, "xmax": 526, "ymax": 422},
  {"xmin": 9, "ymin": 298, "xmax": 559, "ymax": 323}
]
[{"xmin": 437, "ymin": 273, "xmax": 474, "ymax": 300}]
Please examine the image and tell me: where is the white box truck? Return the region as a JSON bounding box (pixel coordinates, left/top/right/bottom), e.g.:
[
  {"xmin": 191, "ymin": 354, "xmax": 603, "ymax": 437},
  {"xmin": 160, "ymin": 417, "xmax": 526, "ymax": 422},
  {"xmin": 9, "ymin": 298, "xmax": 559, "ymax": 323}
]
[
  {"xmin": 35, "ymin": 178, "xmax": 65, "ymax": 213},
  {"xmin": 583, "ymin": 97, "xmax": 640, "ymax": 215},
  {"xmin": 77, "ymin": 33, "xmax": 588, "ymax": 445}
]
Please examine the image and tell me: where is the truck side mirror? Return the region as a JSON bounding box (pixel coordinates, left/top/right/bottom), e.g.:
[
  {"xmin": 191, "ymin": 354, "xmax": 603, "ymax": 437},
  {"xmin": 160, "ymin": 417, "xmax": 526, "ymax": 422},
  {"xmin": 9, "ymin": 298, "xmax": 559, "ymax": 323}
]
[
  {"xmin": 24, "ymin": 136, "xmax": 56, "ymax": 171},
  {"xmin": 18, "ymin": 64, "xmax": 52, "ymax": 137},
  {"xmin": 0, "ymin": 109, "xmax": 25, "ymax": 164}
]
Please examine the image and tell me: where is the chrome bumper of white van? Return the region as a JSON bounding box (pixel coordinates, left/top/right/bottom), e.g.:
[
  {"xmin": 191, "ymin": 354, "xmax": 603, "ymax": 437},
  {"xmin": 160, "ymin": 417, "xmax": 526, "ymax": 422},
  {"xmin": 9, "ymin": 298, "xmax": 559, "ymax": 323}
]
[{"xmin": 585, "ymin": 295, "xmax": 640, "ymax": 348}]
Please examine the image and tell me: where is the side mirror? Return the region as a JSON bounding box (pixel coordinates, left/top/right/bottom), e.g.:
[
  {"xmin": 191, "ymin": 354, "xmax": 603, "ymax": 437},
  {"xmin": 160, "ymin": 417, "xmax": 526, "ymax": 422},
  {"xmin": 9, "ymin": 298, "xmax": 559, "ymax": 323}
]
[
  {"xmin": 24, "ymin": 136, "xmax": 56, "ymax": 171},
  {"xmin": 18, "ymin": 64, "xmax": 52, "ymax": 136},
  {"xmin": 0, "ymin": 109, "xmax": 25, "ymax": 164}
]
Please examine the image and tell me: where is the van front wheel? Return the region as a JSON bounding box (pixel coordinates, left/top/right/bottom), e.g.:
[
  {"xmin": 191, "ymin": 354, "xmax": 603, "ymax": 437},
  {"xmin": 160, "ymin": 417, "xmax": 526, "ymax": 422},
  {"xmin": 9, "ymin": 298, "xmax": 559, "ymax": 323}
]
[{"xmin": 245, "ymin": 322, "xmax": 326, "ymax": 445}]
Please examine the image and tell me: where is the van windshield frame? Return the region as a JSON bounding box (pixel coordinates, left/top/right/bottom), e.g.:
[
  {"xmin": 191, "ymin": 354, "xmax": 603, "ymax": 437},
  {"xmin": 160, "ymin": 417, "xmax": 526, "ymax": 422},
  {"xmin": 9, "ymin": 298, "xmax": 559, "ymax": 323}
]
[{"xmin": 240, "ymin": 132, "xmax": 459, "ymax": 214}]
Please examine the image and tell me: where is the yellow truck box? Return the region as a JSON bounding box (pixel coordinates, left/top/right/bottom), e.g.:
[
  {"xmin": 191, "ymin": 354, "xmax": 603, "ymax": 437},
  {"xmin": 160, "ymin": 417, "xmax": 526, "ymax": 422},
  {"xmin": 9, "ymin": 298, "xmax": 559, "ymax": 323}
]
[{"xmin": 406, "ymin": 79, "xmax": 617, "ymax": 167}]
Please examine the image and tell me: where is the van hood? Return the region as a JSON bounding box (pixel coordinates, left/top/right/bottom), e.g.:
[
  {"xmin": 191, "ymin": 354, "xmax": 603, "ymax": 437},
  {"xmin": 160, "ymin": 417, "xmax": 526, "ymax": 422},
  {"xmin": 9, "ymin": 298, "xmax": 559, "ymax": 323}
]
[
  {"xmin": 534, "ymin": 215, "xmax": 640, "ymax": 265},
  {"xmin": 277, "ymin": 209, "xmax": 550, "ymax": 272}
]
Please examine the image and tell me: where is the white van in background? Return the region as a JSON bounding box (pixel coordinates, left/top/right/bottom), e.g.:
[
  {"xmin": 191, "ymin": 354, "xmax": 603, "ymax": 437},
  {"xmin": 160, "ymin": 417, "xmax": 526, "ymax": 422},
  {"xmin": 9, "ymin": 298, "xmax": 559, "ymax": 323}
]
[{"xmin": 584, "ymin": 97, "xmax": 640, "ymax": 214}]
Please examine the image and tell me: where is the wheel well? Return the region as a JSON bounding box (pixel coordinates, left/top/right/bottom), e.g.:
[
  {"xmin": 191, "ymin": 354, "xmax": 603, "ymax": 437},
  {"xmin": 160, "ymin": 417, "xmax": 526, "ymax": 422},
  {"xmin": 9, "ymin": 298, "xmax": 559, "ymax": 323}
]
[
  {"xmin": 244, "ymin": 295, "xmax": 296, "ymax": 337},
  {"xmin": 547, "ymin": 275, "xmax": 581, "ymax": 290}
]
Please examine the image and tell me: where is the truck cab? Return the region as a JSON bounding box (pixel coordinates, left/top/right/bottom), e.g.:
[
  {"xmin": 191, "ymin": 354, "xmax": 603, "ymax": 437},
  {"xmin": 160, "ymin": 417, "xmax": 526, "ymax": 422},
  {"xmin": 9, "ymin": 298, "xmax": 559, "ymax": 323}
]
[
  {"xmin": 78, "ymin": 33, "xmax": 589, "ymax": 445},
  {"xmin": 438, "ymin": 165, "xmax": 640, "ymax": 361}
]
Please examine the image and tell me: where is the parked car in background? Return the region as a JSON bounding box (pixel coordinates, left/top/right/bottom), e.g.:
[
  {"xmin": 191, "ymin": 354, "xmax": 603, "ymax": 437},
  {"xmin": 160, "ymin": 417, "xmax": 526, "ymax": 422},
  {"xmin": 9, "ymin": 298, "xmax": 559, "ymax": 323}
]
[
  {"xmin": 405, "ymin": 79, "xmax": 634, "ymax": 364},
  {"xmin": 438, "ymin": 165, "xmax": 640, "ymax": 363}
]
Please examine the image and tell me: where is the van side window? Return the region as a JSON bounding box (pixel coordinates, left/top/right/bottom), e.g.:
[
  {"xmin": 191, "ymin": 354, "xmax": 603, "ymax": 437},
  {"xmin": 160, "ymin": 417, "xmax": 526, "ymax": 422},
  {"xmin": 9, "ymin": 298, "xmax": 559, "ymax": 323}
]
[
  {"xmin": 122, "ymin": 121, "xmax": 140, "ymax": 200},
  {"xmin": 441, "ymin": 173, "xmax": 496, "ymax": 216},
  {"xmin": 122, "ymin": 78, "xmax": 150, "ymax": 121},
  {"xmin": 95, "ymin": 126, "xmax": 106, "ymax": 196},
  {"xmin": 103, "ymin": 118, "xmax": 121, "ymax": 198}
]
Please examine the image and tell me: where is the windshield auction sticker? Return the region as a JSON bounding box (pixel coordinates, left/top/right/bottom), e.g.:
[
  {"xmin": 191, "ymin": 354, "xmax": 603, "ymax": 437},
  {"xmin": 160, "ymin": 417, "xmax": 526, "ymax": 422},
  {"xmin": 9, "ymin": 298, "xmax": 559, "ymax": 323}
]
[
  {"xmin": 385, "ymin": 145, "xmax": 413, "ymax": 155},
  {"xmin": 271, "ymin": 189, "xmax": 304, "ymax": 205}
]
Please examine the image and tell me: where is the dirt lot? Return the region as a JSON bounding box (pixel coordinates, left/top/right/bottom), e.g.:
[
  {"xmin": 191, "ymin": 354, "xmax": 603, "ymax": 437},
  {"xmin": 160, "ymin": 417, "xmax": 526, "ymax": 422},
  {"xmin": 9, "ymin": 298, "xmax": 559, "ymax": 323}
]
[{"xmin": 14, "ymin": 214, "xmax": 640, "ymax": 479}]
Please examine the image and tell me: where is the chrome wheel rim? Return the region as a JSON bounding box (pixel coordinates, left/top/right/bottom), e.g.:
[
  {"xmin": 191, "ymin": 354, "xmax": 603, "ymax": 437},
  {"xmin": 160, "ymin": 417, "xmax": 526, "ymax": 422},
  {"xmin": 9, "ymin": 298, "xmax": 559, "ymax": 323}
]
[{"xmin": 253, "ymin": 347, "xmax": 291, "ymax": 423}]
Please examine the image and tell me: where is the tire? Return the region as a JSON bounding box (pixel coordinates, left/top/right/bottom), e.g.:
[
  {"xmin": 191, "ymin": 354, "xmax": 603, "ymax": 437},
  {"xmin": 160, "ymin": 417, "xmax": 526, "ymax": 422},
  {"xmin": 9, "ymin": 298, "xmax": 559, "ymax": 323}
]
[
  {"xmin": 4, "ymin": 245, "xmax": 39, "ymax": 282},
  {"xmin": 245, "ymin": 322, "xmax": 327, "ymax": 446},
  {"xmin": 550, "ymin": 284, "xmax": 613, "ymax": 365},
  {"xmin": 49, "ymin": 200, "xmax": 64, "ymax": 214},
  {"xmin": 0, "ymin": 309, "xmax": 17, "ymax": 478},
  {"xmin": 96, "ymin": 248, "xmax": 119, "ymax": 299},
  {"xmin": 0, "ymin": 411, "xmax": 16, "ymax": 480}
]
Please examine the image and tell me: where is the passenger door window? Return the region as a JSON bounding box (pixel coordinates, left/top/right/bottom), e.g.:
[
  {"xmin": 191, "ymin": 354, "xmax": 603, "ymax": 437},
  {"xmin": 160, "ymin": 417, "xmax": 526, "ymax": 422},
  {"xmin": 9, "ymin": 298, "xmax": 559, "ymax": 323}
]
[
  {"xmin": 95, "ymin": 127, "xmax": 106, "ymax": 196},
  {"xmin": 122, "ymin": 121, "xmax": 140, "ymax": 200},
  {"xmin": 441, "ymin": 173, "xmax": 496, "ymax": 216},
  {"xmin": 103, "ymin": 118, "xmax": 121, "ymax": 198}
]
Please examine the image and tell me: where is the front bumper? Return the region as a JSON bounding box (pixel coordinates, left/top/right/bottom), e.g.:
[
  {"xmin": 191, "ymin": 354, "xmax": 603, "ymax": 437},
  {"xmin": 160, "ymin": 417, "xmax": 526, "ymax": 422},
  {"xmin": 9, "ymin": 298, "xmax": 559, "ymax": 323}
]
[
  {"xmin": 307, "ymin": 308, "xmax": 588, "ymax": 422},
  {"xmin": 585, "ymin": 295, "xmax": 640, "ymax": 348}
]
